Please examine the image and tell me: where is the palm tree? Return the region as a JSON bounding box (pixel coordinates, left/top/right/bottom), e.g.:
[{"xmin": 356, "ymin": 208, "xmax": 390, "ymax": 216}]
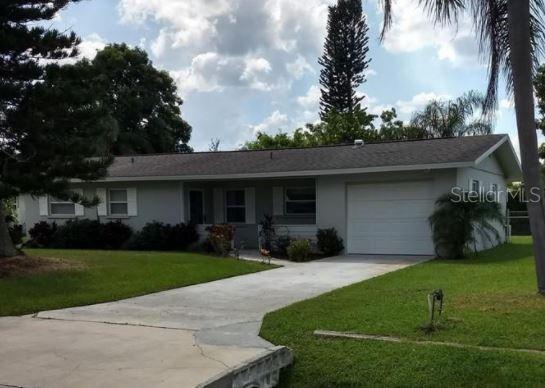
[
  {"xmin": 429, "ymin": 193, "xmax": 505, "ymax": 259},
  {"xmin": 411, "ymin": 91, "xmax": 492, "ymax": 138},
  {"xmin": 380, "ymin": 0, "xmax": 545, "ymax": 294}
]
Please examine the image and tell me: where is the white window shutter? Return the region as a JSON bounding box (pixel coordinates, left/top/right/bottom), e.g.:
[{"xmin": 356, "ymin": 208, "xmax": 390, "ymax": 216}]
[
  {"xmin": 96, "ymin": 188, "xmax": 107, "ymax": 216},
  {"xmin": 74, "ymin": 188, "xmax": 85, "ymax": 216},
  {"xmin": 39, "ymin": 195, "xmax": 49, "ymax": 216},
  {"xmin": 213, "ymin": 188, "xmax": 224, "ymax": 223},
  {"xmin": 127, "ymin": 187, "xmax": 138, "ymax": 216},
  {"xmin": 16, "ymin": 195, "xmax": 26, "ymax": 221},
  {"xmin": 245, "ymin": 187, "xmax": 255, "ymax": 224},
  {"xmin": 273, "ymin": 186, "xmax": 284, "ymax": 216}
]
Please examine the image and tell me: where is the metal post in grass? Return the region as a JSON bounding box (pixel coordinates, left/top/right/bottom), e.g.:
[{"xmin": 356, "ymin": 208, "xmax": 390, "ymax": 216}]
[{"xmin": 427, "ymin": 289, "xmax": 444, "ymax": 330}]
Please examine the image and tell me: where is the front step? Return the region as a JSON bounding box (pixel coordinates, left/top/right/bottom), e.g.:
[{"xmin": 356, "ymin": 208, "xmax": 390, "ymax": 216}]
[{"xmin": 198, "ymin": 346, "xmax": 293, "ymax": 388}]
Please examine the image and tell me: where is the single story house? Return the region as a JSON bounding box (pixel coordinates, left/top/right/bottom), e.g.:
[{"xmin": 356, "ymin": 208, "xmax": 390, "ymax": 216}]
[{"xmin": 17, "ymin": 134, "xmax": 521, "ymax": 255}]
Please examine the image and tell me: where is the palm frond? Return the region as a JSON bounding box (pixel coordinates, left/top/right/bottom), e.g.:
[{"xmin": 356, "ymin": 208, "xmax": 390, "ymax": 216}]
[
  {"xmin": 379, "ymin": 0, "xmax": 393, "ymax": 42},
  {"xmin": 419, "ymin": 0, "xmax": 466, "ymax": 25}
]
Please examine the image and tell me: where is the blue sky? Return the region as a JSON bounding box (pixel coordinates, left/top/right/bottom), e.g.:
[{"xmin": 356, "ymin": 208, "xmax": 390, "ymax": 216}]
[{"xmin": 51, "ymin": 0, "xmax": 542, "ymax": 153}]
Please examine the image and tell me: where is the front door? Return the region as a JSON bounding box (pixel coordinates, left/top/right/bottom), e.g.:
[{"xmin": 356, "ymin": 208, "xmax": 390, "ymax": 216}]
[{"xmin": 189, "ymin": 190, "xmax": 204, "ymax": 224}]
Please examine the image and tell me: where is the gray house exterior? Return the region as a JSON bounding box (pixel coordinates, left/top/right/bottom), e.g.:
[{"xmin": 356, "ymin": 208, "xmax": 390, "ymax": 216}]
[{"xmin": 17, "ymin": 134, "xmax": 521, "ymax": 255}]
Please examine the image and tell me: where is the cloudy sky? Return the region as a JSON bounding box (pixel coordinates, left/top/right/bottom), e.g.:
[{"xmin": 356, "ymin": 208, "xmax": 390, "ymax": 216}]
[{"xmin": 51, "ymin": 0, "xmax": 542, "ymax": 152}]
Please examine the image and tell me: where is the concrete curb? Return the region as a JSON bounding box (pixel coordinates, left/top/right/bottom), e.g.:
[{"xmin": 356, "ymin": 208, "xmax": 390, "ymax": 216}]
[{"xmin": 197, "ymin": 346, "xmax": 293, "ymax": 388}]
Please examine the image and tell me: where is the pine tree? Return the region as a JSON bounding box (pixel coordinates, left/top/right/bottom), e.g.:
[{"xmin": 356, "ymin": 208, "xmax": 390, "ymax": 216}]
[
  {"xmin": 319, "ymin": 0, "xmax": 371, "ymax": 119},
  {"xmin": 0, "ymin": 1, "xmax": 114, "ymax": 257}
]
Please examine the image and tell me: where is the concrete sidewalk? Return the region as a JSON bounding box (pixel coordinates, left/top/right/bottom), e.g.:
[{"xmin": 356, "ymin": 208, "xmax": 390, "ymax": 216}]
[{"xmin": 1, "ymin": 255, "xmax": 427, "ymax": 387}]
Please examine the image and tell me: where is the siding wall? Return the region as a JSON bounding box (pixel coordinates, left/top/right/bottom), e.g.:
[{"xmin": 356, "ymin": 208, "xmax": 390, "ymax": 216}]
[{"xmin": 18, "ymin": 178, "xmax": 316, "ymax": 248}]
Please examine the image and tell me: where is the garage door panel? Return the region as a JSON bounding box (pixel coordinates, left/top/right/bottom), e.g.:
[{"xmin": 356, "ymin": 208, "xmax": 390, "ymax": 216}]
[
  {"xmin": 348, "ymin": 182, "xmax": 434, "ymax": 201},
  {"xmin": 348, "ymin": 200, "xmax": 434, "ymax": 219},
  {"xmin": 347, "ymin": 181, "xmax": 435, "ymax": 255},
  {"xmin": 349, "ymin": 219, "xmax": 431, "ymax": 237}
]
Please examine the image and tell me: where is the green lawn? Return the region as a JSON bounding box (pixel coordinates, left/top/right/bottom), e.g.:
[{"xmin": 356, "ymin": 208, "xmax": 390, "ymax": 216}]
[
  {"xmin": 261, "ymin": 236, "xmax": 545, "ymax": 387},
  {"xmin": 0, "ymin": 249, "xmax": 273, "ymax": 316}
]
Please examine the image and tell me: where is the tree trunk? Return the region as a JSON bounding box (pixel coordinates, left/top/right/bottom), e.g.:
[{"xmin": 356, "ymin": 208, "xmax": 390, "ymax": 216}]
[
  {"xmin": 508, "ymin": 0, "xmax": 545, "ymax": 294},
  {"xmin": 0, "ymin": 204, "xmax": 17, "ymax": 258}
]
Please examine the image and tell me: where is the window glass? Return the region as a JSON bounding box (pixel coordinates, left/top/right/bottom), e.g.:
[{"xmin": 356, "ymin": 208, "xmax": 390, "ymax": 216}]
[
  {"xmin": 110, "ymin": 203, "xmax": 128, "ymax": 215},
  {"xmin": 109, "ymin": 189, "xmax": 127, "ymax": 202},
  {"xmin": 225, "ymin": 190, "xmax": 245, "ymax": 223},
  {"xmin": 226, "ymin": 190, "xmax": 245, "ymax": 206},
  {"xmin": 471, "ymin": 180, "xmax": 480, "ymax": 193},
  {"xmin": 50, "ymin": 202, "xmax": 75, "ymax": 215},
  {"xmin": 285, "ymin": 187, "xmax": 316, "ymax": 215},
  {"xmin": 109, "ymin": 189, "xmax": 128, "ymax": 215}
]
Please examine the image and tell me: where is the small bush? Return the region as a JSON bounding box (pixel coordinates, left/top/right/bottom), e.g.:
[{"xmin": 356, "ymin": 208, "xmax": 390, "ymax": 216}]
[
  {"xmin": 287, "ymin": 239, "xmax": 312, "ymax": 262},
  {"xmin": 316, "ymin": 228, "xmax": 344, "ymax": 256},
  {"xmin": 8, "ymin": 224, "xmax": 25, "ymax": 245},
  {"xmin": 272, "ymin": 235, "xmax": 292, "ymax": 256},
  {"xmin": 206, "ymin": 224, "xmax": 234, "ymax": 256},
  {"xmin": 128, "ymin": 221, "xmax": 198, "ymax": 251},
  {"xmin": 170, "ymin": 222, "xmax": 199, "ymax": 250},
  {"xmin": 28, "ymin": 221, "xmax": 57, "ymax": 247},
  {"xmin": 100, "ymin": 221, "xmax": 133, "ymax": 249},
  {"xmin": 53, "ymin": 219, "xmax": 103, "ymax": 249}
]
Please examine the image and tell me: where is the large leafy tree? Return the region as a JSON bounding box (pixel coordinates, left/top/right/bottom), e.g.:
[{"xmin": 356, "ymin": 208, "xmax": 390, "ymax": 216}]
[
  {"xmin": 410, "ymin": 91, "xmax": 493, "ymax": 138},
  {"xmin": 243, "ymin": 110, "xmax": 378, "ymax": 150},
  {"xmin": 0, "ymin": 1, "xmax": 114, "ymax": 257},
  {"xmin": 380, "ymin": 0, "xmax": 545, "ymax": 294},
  {"xmin": 319, "ymin": 0, "xmax": 371, "ymax": 119},
  {"xmin": 38, "ymin": 44, "xmax": 193, "ymax": 154}
]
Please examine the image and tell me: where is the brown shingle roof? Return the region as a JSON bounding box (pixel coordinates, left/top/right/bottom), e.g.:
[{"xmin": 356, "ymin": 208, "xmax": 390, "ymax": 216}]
[{"xmin": 107, "ymin": 134, "xmax": 507, "ymax": 178}]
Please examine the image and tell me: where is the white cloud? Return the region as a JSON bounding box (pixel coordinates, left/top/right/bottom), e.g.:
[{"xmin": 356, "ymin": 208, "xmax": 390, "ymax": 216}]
[
  {"xmin": 364, "ymin": 68, "xmax": 377, "ymax": 77},
  {"xmin": 396, "ymin": 92, "xmax": 451, "ymax": 115},
  {"xmin": 297, "ymin": 85, "xmax": 321, "ymax": 110},
  {"xmin": 171, "ymin": 52, "xmax": 275, "ymax": 95},
  {"xmin": 376, "ymin": 0, "xmax": 479, "ymax": 67},
  {"xmin": 286, "ymin": 55, "xmax": 315, "ymax": 78},
  {"xmin": 77, "ymin": 33, "xmax": 107, "ymax": 60},
  {"xmin": 249, "ymin": 110, "xmax": 288, "ymax": 134},
  {"xmin": 118, "ymin": 0, "xmax": 333, "ymax": 92}
]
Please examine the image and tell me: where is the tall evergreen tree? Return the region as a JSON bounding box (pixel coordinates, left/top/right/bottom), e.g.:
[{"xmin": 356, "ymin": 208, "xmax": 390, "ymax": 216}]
[
  {"xmin": 319, "ymin": 0, "xmax": 371, "ymax": 119},
  {"xmin": 0, "ymin": 1, "xmax": 114, "ymax": 257}
]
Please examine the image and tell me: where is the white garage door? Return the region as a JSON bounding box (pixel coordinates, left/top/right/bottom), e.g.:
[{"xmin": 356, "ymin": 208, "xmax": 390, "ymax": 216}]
[{"xmin": 347, "ymin": 181, "xmax": 435, "ymax": 255}]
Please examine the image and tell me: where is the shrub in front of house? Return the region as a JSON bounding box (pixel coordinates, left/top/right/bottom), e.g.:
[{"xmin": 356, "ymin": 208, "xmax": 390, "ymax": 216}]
[
  {"xmin": 287, "ymin": 239, "xmax": 312, "ymax": 262},
  {"xmin": 52, "ymin": 219, "xmax": 104, "ymax": 249},
  {"xmin": 28, "ymin": 221, "xmax": 58, "ymax": 247},
  {"xmin": 128, "ymin": 221, "xmax": 198, "ymax": 251},
  {"xmin": 272, "ymin": 235, "xmax": 292, "ymax": 257},
  {"xmin": 205, "ymin": 224, "xmax": 235, "ymax": 256},
  {"xmin": 100, "ymin": 221, "xmax": 134, "ymax": 249},
  {"xmin": 170, "ymin": 222, "xmax": 199, "ymax": 250},
  {"xmin": 316, "ymin": 228, "xmax": 344, "ymax": 256},
  {"xmin": 28, "ymin": 220, "xmax": 133, "ymax": 249},
  {"xmin": 429, "ymin": 192, "xmax": 504, "ymax": 259}
]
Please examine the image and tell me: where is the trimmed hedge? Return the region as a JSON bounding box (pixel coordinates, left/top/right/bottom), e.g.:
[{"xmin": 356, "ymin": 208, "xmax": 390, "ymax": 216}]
[
  {"xmin": 127, "ymin": 221, "xmax": 199, "ymax": 251},
  {"xmin": 28, "ymin": 219, "xmax": 199, "ymax": 251}
]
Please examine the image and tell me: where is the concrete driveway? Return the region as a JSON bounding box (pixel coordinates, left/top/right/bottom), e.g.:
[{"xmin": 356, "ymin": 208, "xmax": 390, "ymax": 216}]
[{"xmin": 0, "ymin": 255, "xmax": 426, "ymax": 388}]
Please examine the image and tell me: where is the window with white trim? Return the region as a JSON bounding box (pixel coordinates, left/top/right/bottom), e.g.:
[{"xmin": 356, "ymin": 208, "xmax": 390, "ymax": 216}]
[
  {"xmin": 285, "ymin": 187, "xmax": 316, "ymax": 215},
  {"xmin": 109, "ymin": 189, "xmax": 128, "ymax": 215},
  {"xmin": 49, "ymin": 197, "xmax": 75, "ymax": 216},
  {"xmin": 225, "ymin": 190, "xmax": 245, "ymax": 223}
]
